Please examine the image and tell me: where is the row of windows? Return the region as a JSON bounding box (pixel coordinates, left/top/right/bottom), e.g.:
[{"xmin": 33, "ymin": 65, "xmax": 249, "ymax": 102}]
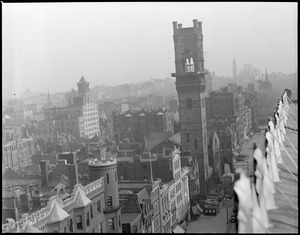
[
  {"xmin": 84, "ymin": 112, "xmax": 97, "ymax": 117},
  {"xmin": 174, "ymin": 159, "xmax": 180, "ymax": 171},
  {"xmin": 175, "ymin": 182, "xmax": 181, "ymax": 194},
  {"xmin": 176, "ymin": 192, "xmax": 182, "ymax": 204},
  {"xmin": 76, "ymin": 200, "xmax": 102, "ymax": 231},
  {"xmin": 174, "ymin": 171, "xmax": 181, "ymax": 182},
  {"xmin": 170, "ymin": 188, "xmax": 175, "ymax": 199},
  {"xmin": 43, "ymin": 121, "xmax": 76, "ymax": 126},
  {"xmin": 214, "ymin": 98, "xmax": 232, "ymax": 104},
  {"xmin": 85, "ymin": 121, "xmax": 98, "ymax": 127}
]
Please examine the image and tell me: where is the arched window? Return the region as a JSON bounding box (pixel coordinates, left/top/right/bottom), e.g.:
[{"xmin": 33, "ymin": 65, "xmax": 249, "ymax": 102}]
[{"xmin": 107, "ymin": 173, "xmax": 109, "ymax": 184}]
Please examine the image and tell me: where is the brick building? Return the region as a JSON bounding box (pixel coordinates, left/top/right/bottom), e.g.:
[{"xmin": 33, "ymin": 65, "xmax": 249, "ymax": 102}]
[
  {"xmin": 113, "ymin": 108, "xmax": 174, "ymax": 144},
  {"xmin": 2, "ymin": 152, "xmax": 124, "ymax": 233},
  {"xmin": 119, "ymin": 191, "xmax": 143, "ymax": 233},
  {"xmin": 171, "ymin": 19, "xmax": 210, "ymax": 199},
  {"xmin": 2, "ymin": 179, "xmax": 106, "ymax": 233},
  {"xmin": 118, "ymin": 182, "xmax": 153, "ymax": 233},
  {"xmin": 89, "ymin": 157, "xmax": 122, "ymax": 233},
  {"xmin": 206, "ymin": 85, "xmax": 250, "ymax": 148}
]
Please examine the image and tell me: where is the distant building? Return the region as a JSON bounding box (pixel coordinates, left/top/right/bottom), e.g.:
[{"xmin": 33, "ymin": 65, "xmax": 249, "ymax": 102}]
[
  {"xmin": 205, "ymin": 70, "xmax": 213, "ymax": 95},
  {"xmin": 7, "ymin": 110, "xmax": 33, "ymax": 126},
  {"xmin": 40, "ymin": 77, "xmax": 100, "ymax": 140},
  {"xmin": 169, "ymin": 99, "xmax": 178, "ymax": 112},
  {"xmin": 206, "ymin": 84, "xmax": 250, "ymax": 147},
  {"xmin": 232, "ymin": 58, "xmax": 238, "ymax": 78},
  {"xmin": 2, "ymin": 178, "xmax": 107, "ymax": 233},
  {"xmin": 113, "ymin": 108, "xmax": 174, "ymax": 144},
  {"xmin": 2, "ymin": 126, "xmax": 34, "ymax": 171}
]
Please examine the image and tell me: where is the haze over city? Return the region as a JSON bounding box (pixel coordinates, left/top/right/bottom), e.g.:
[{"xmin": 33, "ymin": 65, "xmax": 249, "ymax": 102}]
[{"xmin": 2, "ymin": 2, "xmax": 297, "ymax": 99}]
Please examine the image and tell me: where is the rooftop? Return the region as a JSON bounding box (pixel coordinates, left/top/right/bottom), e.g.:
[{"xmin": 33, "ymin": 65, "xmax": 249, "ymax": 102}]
[
  {"xmin": 121, "ymin": 213, "xmax": 141, "ymax": 224},
  {"xmin": 268, "ymin": 101, "xmax": 298, "ymax": 233}
]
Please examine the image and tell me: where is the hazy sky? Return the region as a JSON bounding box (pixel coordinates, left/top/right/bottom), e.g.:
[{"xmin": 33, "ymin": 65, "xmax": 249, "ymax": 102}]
[{"xmin": 2, "ymin": 2, "xmax": 297, "ymax": 99}]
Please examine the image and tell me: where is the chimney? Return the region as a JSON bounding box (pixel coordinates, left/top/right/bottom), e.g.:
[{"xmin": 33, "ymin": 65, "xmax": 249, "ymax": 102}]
[
  {"xmin": 68, "ymin": 164, "xmax": 79, "ymax": 192},
  {"xmin": 178, "ymin": 23, "xmax": 182, "ymax": 29},
  {"xmin": 39, "ymin": 160, "xmax": 50, "ymax": 187},
  {"xmin": 197, "ymin": 21, "xmax": 202, "ymax": 32},
  {"xmin": 193, "ymin": 19, "xmax": 198, "ymax": 28},
  {"xmin": 172, "ymin": 21, "xmax": 178, "ymax": 33}
]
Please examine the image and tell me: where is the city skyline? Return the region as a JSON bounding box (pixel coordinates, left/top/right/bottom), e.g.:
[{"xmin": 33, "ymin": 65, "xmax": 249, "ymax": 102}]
[{"xmin": 3, "ymin": 2, "xmax": 297, "ymax": 99}]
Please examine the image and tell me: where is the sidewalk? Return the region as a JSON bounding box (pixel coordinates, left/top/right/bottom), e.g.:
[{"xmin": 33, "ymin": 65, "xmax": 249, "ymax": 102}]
[{"xmin": 186, "ymin": 206, "xmax": 233, "ymax": 233}]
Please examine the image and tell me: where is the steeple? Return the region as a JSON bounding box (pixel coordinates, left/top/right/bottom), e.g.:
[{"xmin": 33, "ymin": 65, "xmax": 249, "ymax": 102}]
[
  {"xmin": 47, "ymin": 90, "xmax": 52, "ymax": 108},
  {"xmin": 265, "ymin": 69, "xmax": 269, "ymax": 82}
]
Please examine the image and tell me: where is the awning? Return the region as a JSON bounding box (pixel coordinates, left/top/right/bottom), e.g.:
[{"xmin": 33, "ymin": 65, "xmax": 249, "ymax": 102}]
[
  {"xmin": 196, "ymin": 204, "xmax": 203, "ymax": 213},
  {"xmin": 173, "ymin": 225, "xmax": 185, "ymax": 233}
]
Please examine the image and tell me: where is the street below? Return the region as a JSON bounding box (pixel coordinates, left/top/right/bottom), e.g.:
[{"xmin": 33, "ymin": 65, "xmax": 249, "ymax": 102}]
[{"xmin": 186, "ymin": 205, "xmax": 235, "ymax": 233}]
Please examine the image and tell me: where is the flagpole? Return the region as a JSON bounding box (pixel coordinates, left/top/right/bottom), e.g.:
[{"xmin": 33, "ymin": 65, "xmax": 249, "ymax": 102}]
[{"xmin": 145, "ymin": 133, "xmax": 153, "ymax": 183}]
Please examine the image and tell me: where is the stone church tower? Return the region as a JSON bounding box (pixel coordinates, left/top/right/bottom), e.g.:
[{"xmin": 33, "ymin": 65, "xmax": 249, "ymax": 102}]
[{"xmin": 171, "ymin": 19, "xmax": 210, "ymax": 199}]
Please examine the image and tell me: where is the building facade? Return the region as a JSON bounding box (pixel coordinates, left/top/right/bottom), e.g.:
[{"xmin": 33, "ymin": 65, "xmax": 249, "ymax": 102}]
[
  {"xmin": 40, "ymin": 77, "xmax": 100, "ymax": 140},
  {"xmin": 113, "ymin": 108, "xmax": 174, "ymax": 144},
  {"xmin": 89, "ymin": 157, "xmax": 122, "ymax": 233},
  {"xmin": 2, "ymin": 126, "xmax": 34, "ymax": 172},
  {"xmin": 171, "ymin": 19, "xmax": 210, "ymax": 199},
  {"xmin": 2, "ymin": 178, "xmax": 106, "ymax": 233}
]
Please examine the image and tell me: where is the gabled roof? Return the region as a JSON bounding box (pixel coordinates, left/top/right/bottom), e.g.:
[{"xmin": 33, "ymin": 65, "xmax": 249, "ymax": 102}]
[
  {"xmin": 147, "ymin": 132, "xmax": 174, "ymax": 151},
  {"xmin": 73, "ymin": 188, "xmax": 92, "ymax": 208},
  {"xmin": 89, "ymin": 134, "xmax": 100, "ymax": 143},
  {"xmin": 156, "ymin": 111, "xmax": 164, "ymax": 116},
  {"xmin": 168, "ymin": 132, "xmax": 181, "ymax": 146},
  {"xmin": 47, "ymin": 202, "xmax": 69, "ymax": 224}
]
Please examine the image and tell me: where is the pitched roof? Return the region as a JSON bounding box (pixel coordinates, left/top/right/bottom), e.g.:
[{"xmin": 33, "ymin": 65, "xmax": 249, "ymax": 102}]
[
  {"xmin": 21, "ymin": 224, "xmax": 42, "ymax": 233},
  {"xmin": 168, "ymin": 132, "xmax": 181, "ymax": 146},
  {"xmin": 121, "ymin": 213, "xmax": 141, "ymax": 224},
  {"xmin": 89, "ymin": 134, "xmax": 100, "ymax": 143},
  {"xmin": 47, "ymin": 202, "xmax": 69, "ymax": 224},
  {"xmin": 73, "ymin": 188, "xmax": 92, "ymax": 208},
  {"xmin": 78, "ymin": 76, "xmax": 87, "ymax": 83},
  {"xmin": 147, "ymin": 132, "xmax": 174, "ymax": 151}
]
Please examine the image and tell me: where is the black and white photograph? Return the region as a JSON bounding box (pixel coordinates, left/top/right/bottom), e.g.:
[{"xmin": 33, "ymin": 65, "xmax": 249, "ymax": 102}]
[{"xmin": 2, "ymin": 2, "xmax": 298, "ymax": 233}]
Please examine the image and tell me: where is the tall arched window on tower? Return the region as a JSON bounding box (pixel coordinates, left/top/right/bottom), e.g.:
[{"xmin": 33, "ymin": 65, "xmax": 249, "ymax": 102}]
[
  {"xmin": 190, "ymin": 57, "xmax": 194, "ymax": 72},
  {"xmin": 107, "ymin": 173, "xmax": 109, "ymax": 184},
  {"xmin": 185, "ymin": 58, "xmax": 190, "ymax": 72}
]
